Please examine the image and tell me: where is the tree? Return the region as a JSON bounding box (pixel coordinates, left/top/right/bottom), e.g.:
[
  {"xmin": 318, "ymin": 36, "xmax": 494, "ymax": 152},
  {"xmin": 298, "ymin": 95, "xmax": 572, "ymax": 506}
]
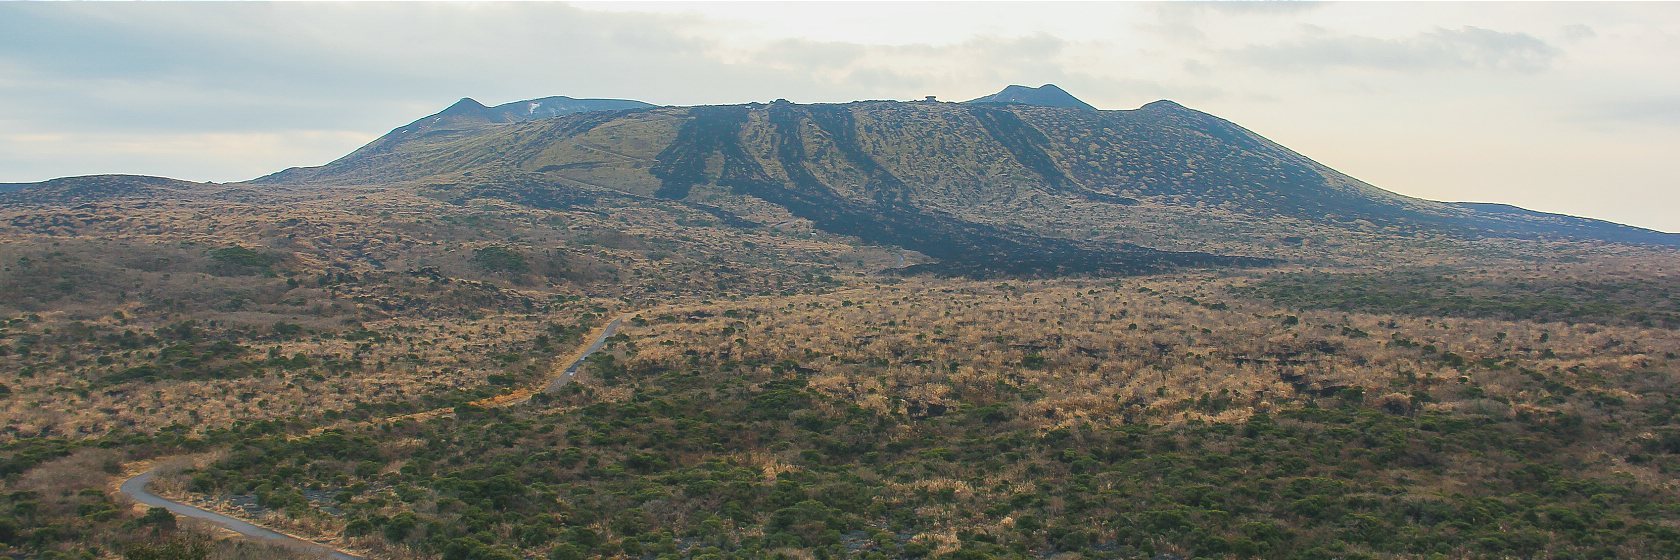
[
  {"xmin": 139, "ymin": 507, "xmax": 176, "ymax": 532},
  {"xmin": 549, "ymin": 543, "xmax": 586, "ymax": 560}
]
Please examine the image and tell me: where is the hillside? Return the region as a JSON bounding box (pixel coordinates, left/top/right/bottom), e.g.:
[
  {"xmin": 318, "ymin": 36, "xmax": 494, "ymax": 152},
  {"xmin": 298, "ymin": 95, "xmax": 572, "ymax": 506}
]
[
  {"xmin": 250, "ymin": 87, "xmax": 1679, "ymax": 273},
  {"xmin": 0, "ymin": 174, "xmax": 211, "ymax": 205}
]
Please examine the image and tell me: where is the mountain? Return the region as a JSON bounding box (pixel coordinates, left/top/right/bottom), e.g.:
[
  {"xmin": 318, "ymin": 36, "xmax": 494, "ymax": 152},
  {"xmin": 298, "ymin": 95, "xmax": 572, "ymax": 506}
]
[
  {"xmin": 247, "ymin": 89, "xmax": 1677, "ymax": 274},
  {"xmin": 966, "ymin": 83, "xmax": 1097, "ymax": 110},
  {"xmin": 260, "ymin": 95, "xmax": 656, "ymax": 187},
  {"xmin": 434, "ymin": 95, "xmax": 656, "ymax": 125},
  {"xmin": 384, "ymin": 95, "xmax": 657, "ymax": 142}
]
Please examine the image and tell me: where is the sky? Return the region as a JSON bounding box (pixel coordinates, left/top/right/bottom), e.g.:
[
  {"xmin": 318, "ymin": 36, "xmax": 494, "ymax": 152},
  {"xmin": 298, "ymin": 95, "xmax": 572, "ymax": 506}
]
[{"xmin": 2, "ymin": 2, "xmax": 1677, "ymax": 232}]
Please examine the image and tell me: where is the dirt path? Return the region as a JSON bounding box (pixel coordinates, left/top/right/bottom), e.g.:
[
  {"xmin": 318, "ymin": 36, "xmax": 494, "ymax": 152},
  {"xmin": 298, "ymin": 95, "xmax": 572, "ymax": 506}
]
[
  {"xmin": 298, "ymin": 314, "xmax": 628, "ymax": 431},
  {"xmin": 120, "ymin": 467, "xmax": 361, "ymax": 559},
  {"xmin": 115, "ymin": 314, "xmax": 629, "ymax": 558},
  {"xmin": 454, "ymin": 314, "xmax": 623, "ymax": 408}
]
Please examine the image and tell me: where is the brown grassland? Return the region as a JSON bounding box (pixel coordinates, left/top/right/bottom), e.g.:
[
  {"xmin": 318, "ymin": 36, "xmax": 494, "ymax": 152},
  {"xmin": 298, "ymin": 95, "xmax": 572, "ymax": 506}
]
[{"xmin": 2, "ymin": 180, "xmax": 1680, "ymax": 559}]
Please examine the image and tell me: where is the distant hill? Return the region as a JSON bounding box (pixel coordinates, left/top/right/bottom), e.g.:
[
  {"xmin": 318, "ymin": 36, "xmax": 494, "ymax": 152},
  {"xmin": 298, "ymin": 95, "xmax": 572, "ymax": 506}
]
[
  {"xmin": 0, "ymin": 174, "xmax": 206, "ymax": 205},
  {"xmin": 431, "ymin": 95, "xmax": 656, "ymax": 126},
  {"xmin": 966, "ymin": 83, "xmax": 1097, "ymax": 111}
]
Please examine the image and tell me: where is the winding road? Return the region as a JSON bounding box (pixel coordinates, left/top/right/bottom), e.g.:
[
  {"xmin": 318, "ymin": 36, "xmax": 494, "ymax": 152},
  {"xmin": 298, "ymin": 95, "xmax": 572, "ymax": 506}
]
[
  {"xmin": 546, "ymin": 316, "xmax": 622, "ymax": 392},
  {"xmin": 115, "ymin": 314, "xmax": 629, "ymax": 559},
  {"xmin": 120, "ymin": 469, "xmax": 361, "ymax": 559}
]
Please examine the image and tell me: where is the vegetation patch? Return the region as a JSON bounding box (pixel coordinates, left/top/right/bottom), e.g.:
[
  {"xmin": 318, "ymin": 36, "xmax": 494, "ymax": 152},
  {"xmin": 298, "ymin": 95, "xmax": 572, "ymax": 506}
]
[
  {"xmin": 471, "ymin": 245, "xmax": 530, "ymax": 275},
  {"xmin": 208, "ymin": 246, "xmax": 280, "ymax": 275},
  {"xmin": 1240, "ymin": 268, "xmax": 1680, "ymax": 328}
]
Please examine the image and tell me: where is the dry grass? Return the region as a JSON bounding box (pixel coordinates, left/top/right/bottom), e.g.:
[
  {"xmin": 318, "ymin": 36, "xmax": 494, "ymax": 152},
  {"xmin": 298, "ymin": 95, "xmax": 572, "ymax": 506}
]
[
  {"xmin": 618, "ymin": 268, "xmax": 1680, "ymax": 430},
  {"xmin": 0, "ymin": 183, "xmax": 890, "ymax": 443}
]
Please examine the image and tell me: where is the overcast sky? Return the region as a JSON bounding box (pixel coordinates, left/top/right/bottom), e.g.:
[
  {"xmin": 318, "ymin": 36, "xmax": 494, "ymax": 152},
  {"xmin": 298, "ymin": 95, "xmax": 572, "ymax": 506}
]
[{"xmin": 2, "ymin": 2, "xmax": 1677, "ymax": 232}]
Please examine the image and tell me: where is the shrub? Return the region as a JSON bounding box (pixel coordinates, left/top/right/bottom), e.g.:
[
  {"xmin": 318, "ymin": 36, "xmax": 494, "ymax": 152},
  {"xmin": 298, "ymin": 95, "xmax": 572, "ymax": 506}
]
[
  {"xmin": 208, "ymin": 246, "xmax": 278, "ymax": 275},
  {"xmin": 472, "ymin": 246, "xmax": 529, "ymax": 274}
]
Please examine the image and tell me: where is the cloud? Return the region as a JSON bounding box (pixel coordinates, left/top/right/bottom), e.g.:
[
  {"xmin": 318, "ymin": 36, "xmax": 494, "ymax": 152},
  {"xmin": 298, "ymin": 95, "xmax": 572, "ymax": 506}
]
[
  {"xmin": 758, "ymin": 40, "xmax": 870, "ymax": 70},
  {"xmin": 1560, "ymin": 24, "xmax": 1596, "ymax": 41},
  {"xmin": 1234, "ymin": 26, "xmax": 1561, "ymax": 73},
  {"xmin": 0, "ymin": 3, "xmax": 764, "ymax": 132},
  {"xmin": 1140, "ymin": 2, "xmax": 1328, "ymax": 45},
  {"xmin": 727, "ymin": 34, "xmax": 1076, "ymax": 101},
  {"xmin": 1164, "ymin": 1, "xmax": 1327, "ymax": 16},
  {"xmin": 1578, "ymin": 95, "xmax": 1680, "ymax": 128}
]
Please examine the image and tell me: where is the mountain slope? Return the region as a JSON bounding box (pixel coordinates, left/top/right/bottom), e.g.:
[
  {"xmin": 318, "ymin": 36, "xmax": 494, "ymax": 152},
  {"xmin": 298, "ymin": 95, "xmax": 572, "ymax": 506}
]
[
  {"xmin": 250, "ymin": 91, "xmax": 1678, "ymax": 256},
  {"xmin": 261, "ymin": 95, "xmax": 655, "ymax": 185},
  {"xmin": 431, "ymin": 95, "xmax": 656, "ymax": 126},
  {"xmin": 966, "ymin": 83, "xmax": 1097, "ymax": 110}
]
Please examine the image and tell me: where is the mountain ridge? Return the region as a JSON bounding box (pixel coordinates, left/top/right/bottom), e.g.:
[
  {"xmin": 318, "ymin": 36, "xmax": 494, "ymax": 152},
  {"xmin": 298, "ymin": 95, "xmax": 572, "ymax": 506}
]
[
  {"xmin": 245, "ymin": 92, "xmax": 1678, "ymax": 251},
  {"xmin": 258, "ymin": 95, "xmax": 658, "ymax": 185},
  {"xmin": 9, "ymin": 88, "xmax": 1676, "ymax": 276},
  {"xmin": 967, "ymin": 83, "xmax": 1097, "ymax": 110}
]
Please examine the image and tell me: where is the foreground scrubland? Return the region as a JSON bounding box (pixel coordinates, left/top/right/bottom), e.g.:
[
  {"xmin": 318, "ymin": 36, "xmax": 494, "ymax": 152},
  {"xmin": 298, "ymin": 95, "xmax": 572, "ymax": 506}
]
[{"xmin": 3, "ymin": 183, "xmax": 1680, "ymax": 559}]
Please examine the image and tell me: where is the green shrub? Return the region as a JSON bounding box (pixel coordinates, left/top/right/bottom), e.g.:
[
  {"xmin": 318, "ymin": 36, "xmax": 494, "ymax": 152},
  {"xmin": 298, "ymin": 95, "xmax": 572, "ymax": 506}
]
[
  {"xmin": 208, "ymin": 246, "xmax": 278, "ymax": 275},
  {"xmin": 472, "ymin": 245, "xmax": 529, "ymax": 274}
]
